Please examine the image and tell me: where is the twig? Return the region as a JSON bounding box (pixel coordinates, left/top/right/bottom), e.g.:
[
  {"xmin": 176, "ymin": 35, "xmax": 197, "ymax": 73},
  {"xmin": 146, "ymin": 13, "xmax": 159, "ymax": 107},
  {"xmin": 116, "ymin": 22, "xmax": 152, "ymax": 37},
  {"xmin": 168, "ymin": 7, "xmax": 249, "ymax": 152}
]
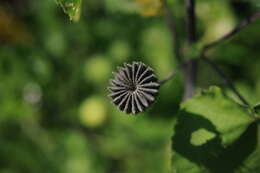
[
  {"xmin": 159, "ymin": 60, "xmax": 194, "ymax": 85},
  {"xmin": 201, "ymin": 56, "xmax": 250, "ymax": 107},
  {"xmin": 183, "ymin": 0, "xmax": 197, "ymax": 101},
  {"xmin": 202, "ymin": 12, "xmax": 260, "ymax": 55},
  {"xmin": 160, "ymin": 0, "xmax": 198, "ymax": 100},
  {"xmin": 160, "ymin": 0, "xmax": 182, "ymax": 62},
  {"xmin": 199, "ymin": 12, "xmax": 260, "ymax": 106},
  {"xmin": 159, "ymin": 68, "xmax": 180, "ymax": 85}
]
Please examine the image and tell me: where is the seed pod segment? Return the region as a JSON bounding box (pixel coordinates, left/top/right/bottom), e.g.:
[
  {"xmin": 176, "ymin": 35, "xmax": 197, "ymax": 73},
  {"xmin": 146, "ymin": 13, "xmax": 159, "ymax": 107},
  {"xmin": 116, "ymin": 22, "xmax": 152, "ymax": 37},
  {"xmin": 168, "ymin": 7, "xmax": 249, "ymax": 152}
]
[{"xmin": 108, "ymin": 62, "xmax": 160, "ymax": 114}]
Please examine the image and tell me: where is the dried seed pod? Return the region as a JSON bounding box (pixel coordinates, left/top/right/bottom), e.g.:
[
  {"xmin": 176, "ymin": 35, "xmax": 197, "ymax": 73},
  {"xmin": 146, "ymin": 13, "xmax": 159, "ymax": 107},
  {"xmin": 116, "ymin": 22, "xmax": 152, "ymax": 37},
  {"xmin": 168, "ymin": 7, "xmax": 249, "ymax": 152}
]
[{"xmin": 108, "ymin": 62, "xmax": 160, "ymax": 114}]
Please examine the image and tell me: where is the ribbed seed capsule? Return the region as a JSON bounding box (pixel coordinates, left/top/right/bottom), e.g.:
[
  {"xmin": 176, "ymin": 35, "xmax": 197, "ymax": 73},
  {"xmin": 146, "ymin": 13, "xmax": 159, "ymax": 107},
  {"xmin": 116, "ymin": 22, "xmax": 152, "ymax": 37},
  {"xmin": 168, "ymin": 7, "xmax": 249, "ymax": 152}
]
[{"xmin": 108, "ymin": 62, "xmax": 160, "ymax": 114}]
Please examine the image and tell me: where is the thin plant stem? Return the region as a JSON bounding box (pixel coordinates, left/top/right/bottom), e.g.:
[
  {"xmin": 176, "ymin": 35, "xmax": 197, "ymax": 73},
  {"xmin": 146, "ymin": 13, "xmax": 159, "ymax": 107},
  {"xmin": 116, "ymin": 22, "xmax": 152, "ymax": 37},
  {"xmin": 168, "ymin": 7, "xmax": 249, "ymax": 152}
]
[
  {"xmin": 183, "ymin": 0, "xmax": 197, "ymax": 101},
  {"xmin": 160, "ymin": 1, "xmax": 256, "ymax": 108},
  {"xmin": 201, "ymin": 56, "xmax": 250, "ymax": 107},
  {"xmin": 161, "ymin": 55, "xmax": 251, "ymax": 107},
  {"xmin": 159, "ymin": 68, "xmax": 180, "ymax": 85},
  {"xmin": 160, "ymin": 0, "xmax": 183, "ymax": 62},
  {"xmin": 159, "ymin": 60, "xmax": 194, "ymax": 85},
  {"xmin": 202, "ymin": 12, "xmax": 260, "ymax": 55},
  {"xmin": 198, "ymin": 12, "xmax": 260, "ymax": 107}
]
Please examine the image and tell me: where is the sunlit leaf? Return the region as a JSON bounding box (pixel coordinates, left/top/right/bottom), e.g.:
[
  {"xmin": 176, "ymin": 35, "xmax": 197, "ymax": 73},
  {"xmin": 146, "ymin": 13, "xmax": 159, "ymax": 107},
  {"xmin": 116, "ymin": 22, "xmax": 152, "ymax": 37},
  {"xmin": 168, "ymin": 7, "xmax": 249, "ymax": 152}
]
[{"xmin": 56, "ymin": 0, "xmax": 82, "ymax": 21}]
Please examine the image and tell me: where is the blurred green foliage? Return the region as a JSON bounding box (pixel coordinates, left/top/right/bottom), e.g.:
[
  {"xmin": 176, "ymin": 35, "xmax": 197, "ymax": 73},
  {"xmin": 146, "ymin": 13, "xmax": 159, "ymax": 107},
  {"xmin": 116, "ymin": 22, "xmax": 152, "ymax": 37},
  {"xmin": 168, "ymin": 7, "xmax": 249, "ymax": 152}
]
[{"xmin": 0, "ymin": 0, "xmax": 260, "ymax": 172}]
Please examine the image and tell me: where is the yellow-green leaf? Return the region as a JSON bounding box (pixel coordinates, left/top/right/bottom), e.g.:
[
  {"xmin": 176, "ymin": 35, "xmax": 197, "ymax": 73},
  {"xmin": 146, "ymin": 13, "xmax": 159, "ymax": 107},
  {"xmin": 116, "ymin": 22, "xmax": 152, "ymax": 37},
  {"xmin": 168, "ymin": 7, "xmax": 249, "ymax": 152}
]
[{"xmin": 56, "ymin": 0, "xmax": 82, "ymax": 21}]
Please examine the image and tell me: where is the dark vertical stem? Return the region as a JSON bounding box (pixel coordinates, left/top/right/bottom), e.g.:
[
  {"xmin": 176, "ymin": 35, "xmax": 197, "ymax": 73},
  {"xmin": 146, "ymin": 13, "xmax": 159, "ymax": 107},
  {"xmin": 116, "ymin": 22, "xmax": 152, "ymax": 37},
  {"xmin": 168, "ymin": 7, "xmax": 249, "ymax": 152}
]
[
  {"xmin": 183, "ymin": 62, "xmax": 197, "ymax": 100},
  {"xmin": 186, "ymin": 0, "xmax": 196, "ymax": 43},
  {"xmin": 183, "ymin": 0, "xmax": 197, "ymax": 100},
  {"xmin": 161, "ymin": 0, "xmax": 183, "ymax": 63}
]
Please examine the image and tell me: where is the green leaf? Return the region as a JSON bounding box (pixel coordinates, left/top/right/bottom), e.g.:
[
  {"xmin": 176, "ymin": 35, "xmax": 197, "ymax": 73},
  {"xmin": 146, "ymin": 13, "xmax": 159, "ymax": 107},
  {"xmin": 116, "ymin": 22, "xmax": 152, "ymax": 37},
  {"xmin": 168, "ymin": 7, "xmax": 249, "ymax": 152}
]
[
  {"xmin": 56, "ymin": 0, "xmax": 82, "ymax": 21},
  {"xmin": 172, "ymin": 86, "xmax": 256, "ymax": 173},
  {"xmin": 190, "ymin": 128, "xmax": 216, "ymax": 146}
]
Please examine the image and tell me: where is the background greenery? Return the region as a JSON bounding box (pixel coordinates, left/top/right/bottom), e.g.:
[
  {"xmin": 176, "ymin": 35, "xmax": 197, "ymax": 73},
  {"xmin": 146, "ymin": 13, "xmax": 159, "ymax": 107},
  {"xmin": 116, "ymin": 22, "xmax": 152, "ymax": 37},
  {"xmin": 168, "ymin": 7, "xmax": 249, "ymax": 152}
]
[{"xmin": 0, "ymin": 0, "xmax": 260, "ymax": 172}]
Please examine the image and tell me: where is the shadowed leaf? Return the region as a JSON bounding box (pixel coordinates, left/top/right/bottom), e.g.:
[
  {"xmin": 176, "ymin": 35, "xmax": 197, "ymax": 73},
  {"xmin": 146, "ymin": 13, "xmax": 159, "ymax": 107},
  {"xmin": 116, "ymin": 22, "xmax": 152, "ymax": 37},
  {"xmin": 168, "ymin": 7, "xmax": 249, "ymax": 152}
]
[{"xmin": 172, "ymin": 86, "xmax": 257, "ymax": 173}]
